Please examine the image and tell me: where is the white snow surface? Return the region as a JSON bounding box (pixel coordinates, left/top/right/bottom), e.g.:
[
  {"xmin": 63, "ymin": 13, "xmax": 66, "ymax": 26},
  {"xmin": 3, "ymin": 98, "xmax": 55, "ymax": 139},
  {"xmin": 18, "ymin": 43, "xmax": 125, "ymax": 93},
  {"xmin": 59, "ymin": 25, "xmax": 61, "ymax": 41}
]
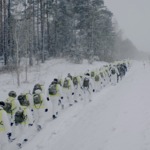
[{"xmin": 2, "ymin": 59, "xmax": 150, "ymax": 150}]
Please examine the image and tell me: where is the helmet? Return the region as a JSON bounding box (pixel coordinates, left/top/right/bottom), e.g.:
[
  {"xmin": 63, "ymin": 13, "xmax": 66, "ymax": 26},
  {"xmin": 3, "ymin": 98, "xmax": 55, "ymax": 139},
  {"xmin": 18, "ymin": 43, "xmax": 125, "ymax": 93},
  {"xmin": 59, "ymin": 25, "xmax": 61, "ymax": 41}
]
[
  {"xmin": 0, "ymin": 101, "xmax": 5, "ymax": 107},
  {"xmin": 85, "ymin": 73, "xmax": 90, "ymax": 76},
  {"xmin": 8, "ymin": 91, "xmax": 17, "ymax": 98},
  {"xmin": 53, "ymin": 78, "xmax": 58, "ymax": 83}
]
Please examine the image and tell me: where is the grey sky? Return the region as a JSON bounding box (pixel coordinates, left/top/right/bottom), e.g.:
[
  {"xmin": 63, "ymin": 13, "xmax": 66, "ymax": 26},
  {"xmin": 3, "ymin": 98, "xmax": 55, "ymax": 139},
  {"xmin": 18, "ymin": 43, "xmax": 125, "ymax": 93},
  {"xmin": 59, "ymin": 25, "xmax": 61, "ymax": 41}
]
[{"xmin": 104, "ymin": 0, "xmax": 150, "ymax": 52}]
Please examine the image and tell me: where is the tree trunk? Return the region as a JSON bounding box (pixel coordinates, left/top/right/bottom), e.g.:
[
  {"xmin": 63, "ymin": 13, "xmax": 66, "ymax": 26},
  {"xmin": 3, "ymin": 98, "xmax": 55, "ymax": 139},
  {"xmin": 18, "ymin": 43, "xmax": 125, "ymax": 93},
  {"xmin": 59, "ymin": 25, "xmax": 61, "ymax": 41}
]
[
  {"xmin": 40, "ymin": 0, "xmax": 44, "ymax": 63},
  {"xmin": 3, "ymin": 0, "xmax": 7, "ymax": 65},
  {"xmin": 0, "ymin": 0, "xmax": 3, "ymax": 56}
]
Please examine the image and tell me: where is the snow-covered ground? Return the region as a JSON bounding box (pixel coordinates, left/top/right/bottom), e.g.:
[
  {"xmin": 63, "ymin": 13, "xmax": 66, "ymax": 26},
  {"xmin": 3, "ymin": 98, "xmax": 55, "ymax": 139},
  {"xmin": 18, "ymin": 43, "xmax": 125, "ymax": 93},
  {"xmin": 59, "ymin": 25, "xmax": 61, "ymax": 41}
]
[{"xmin": 2, "ymin": 59, "xmax": 150, "ymax": 150}]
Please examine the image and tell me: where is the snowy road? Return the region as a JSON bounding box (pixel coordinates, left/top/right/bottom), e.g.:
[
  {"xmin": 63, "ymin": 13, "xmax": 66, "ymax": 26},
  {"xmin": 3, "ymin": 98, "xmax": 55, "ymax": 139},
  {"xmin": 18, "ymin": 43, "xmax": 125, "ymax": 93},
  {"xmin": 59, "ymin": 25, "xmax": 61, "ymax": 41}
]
[{"xmin": 21, "ymin": 62, "xmax": 150, "ymax": 150}]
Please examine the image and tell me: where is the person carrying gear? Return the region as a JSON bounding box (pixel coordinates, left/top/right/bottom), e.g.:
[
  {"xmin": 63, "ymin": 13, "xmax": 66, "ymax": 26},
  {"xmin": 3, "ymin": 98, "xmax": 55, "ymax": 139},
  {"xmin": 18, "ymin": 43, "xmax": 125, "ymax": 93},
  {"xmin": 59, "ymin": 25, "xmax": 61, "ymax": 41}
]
[
  {"xmin": 99, "ymin": 71, "xmax": 105, "ymax": 88},
  {"xmin": 117, "ymin": 63, "xmax": 126, "ymax": 81},
  {"xmin": 62, "ymin": 77, "xmax": 74, "ymax": 107},
  {"xmin": 90, "ymin": 70, "xmax": 98, "ymax": 90},
  {"xmin": 82, "ymin": 73, "xmax": 95, "ymax": 103},
  {"xmin": 93, "ymin": 73, "xmax": 101, "ymax": 92},
  {"xmin": 116, "ymin": 64, "xmax": 121, "ymax": 81},
  {"xmin": 110, "ymin": 65, "xmax": 119, "ymax": 85},
  {"xmin": 72, "ymin": 76, "xmax": 82, "ymax": 103},
  {"xmin": 4, "ymin": 91, "xmax": 21, "ymax": 138},
  {"xmin": 122, "ymin": 62, "xmax": 127, "ymax": 73},
  {"xmin": 104, "ymin": 67, "xmax": 111, "ymax": 85},
  {"xmin": 14, "ymin": 105, "xmax": 34, "ymax": 149},
  {"xmin": 17, "ymin": 92, "xmax": 34, "ymax": 125},
  {"xmin": 47, "ymin": 79, "xmax": 63, "ymax": 119},
  {"xmin": 0, "ymin": 101, "xmax": 12, "ymax": 150},
  {"xmin": 15, "ymin": 92, "xmax": 34, "ymax": 148},
  {"xmin": 32, "ymin": 89, "xmax": 49, "ymax": 132},
  {"xmin": 78, "ymin": 75, "xmax": 84, "ymax": 100}
]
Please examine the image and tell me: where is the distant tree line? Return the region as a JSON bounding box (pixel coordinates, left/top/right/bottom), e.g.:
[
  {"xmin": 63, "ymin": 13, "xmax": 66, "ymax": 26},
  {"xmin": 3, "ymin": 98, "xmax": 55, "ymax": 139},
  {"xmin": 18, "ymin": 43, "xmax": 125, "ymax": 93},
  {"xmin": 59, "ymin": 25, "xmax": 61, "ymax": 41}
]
[{"xmin": 0, "ymin": 0, "xmax": 139, "ymax": 68}]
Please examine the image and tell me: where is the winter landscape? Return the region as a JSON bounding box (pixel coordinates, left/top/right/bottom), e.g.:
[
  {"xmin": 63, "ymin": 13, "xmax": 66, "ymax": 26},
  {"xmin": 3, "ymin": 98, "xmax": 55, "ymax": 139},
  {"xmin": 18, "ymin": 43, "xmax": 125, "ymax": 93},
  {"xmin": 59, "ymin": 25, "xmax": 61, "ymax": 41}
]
[
  {"xmin": 0, "ymin": 0, "xmax": 150, "ymax": 150},
  {"xmin": 0, "ymin": 59, "xmax": 150, "ymax": 150}
]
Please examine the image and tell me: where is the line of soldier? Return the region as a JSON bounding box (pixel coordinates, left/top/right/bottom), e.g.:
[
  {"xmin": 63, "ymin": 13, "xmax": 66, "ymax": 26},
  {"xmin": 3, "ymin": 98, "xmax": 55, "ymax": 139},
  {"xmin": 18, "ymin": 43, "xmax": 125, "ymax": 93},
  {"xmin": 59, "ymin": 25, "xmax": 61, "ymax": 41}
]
[{"xmin": 0, "ymin": 60, "xmax": 130, "ymax": 149}]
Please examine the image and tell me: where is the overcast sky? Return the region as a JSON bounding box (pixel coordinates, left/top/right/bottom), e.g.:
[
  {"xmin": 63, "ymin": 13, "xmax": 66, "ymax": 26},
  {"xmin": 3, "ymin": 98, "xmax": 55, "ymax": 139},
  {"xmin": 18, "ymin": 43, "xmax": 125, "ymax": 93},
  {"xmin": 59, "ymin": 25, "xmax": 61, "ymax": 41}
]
[{"xmin": 104, "ymin": 0, "xmax": 150, "ymax": 52}]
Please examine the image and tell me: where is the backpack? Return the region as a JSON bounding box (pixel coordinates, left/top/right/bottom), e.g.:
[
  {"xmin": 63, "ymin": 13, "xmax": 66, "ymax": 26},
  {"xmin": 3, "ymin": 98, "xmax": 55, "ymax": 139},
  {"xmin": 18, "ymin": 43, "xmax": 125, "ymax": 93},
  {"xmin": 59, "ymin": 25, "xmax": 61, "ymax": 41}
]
[
  {"xmin": 3, "ymin": 102, "xmax": 12, "ymax": 114},
  {"xmin": 95, "ymin": 75, "xmax": 100, "ymax": 81},
  {"xmin": 111, "ymin": 69, "xmax": 116, "ymax": 75},
  {"xmin": 63, "ymin": 79, "xmax": 69, "ymax": 88},
  {"xmin": 73, "ymin": 77, "xmax": 78, "ymax": 86},
  {"xmin": 33, "ymin": 94, "xmax": 42, "ymax": 105},
  {"xmin": 14, "ymin": 110, "xmax": 26, "ymax": 124},
  {"xmin": 83, "ymin": 77, "xmax": 89, "ymax": 88},
  {"xmin": 91, "ymin": 72, "xmax": 95, "ymax": 77},
  {"xmin": 49, "ymin": 84, "xmax": 57, "ymax": 95},
  {"xmin": 18, "ymin": 95, "xmax": 30, "ymax": 107},
  {"xmin": 33, "ymin": 84, "xmax": 42, "ymax": 94}
]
